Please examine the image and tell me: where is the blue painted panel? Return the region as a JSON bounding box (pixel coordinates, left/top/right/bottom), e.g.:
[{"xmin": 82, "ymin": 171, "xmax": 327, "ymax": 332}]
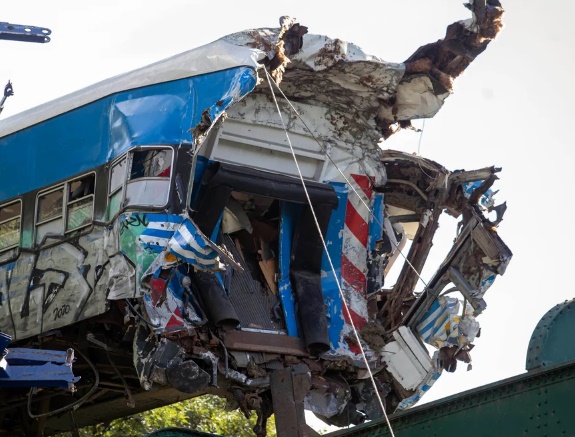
[
  {"xmin": 189, "ymin": 155, "xmax": 210, "ymax": 207},
  {"xmin": 368, "ymin": 193, "xmax": 384, "ymax": 251},
  {"xmin": 0, "ymin": 67, "xmax": 257, "ymax": 201},
  {"xmin": 0, "ymin": 347, "xmax": 79, "ymax": 389},
  {"xmin": 321, "ymin": 183, "xmax": 348, "ymax": 351},
  {"xmin": 278, "ymin": 202, "xmax": 301, "ymax": 338}
]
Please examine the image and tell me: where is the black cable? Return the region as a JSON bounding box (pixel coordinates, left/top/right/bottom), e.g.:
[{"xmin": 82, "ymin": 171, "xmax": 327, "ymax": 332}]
[
  {"xmin": 27, "ymin": 346, "xmax": 99, "ymax": 419},
  {"xmin": 124, "ymin": 298, "xmax": 160, "ymax": 328}
]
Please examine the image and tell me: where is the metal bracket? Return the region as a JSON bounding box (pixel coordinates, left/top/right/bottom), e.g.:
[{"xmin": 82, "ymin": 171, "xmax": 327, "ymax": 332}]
[
  {"xmin": 0, "ymin": 333, "xmax": 78, "ymax": 390},
  {"xmin": 271, "ymin": 367, "xmax": 320, "ymax": 437},
  {"xmin": 0, "ymin": 22, "xmax": 51, "ymax": 43}
]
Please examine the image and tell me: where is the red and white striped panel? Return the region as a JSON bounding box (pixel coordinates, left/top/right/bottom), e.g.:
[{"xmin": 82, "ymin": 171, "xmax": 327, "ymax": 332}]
[{"xmin": 341, "ymin": 174, "xmax": 372, "ymax": 336}]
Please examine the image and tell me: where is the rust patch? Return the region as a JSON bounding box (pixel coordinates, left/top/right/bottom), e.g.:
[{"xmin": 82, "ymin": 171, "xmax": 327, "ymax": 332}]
[
  {"xmin": 190, "ymin": 108, "xmax": 212, "ymax": 146},
  {"xmin": 263, "ymin": 17, "xmax": 308, "ymax": 85},
  {"xmin": 378, "ymin": 0, "xmax": 505, "ymax": 138},
  {"xmin": 360, "ymin": 322, "xmax": 387, "ymax": 351},
  {"xmin": 221, "ymin": 330, "xmax": 308, "ymax": 356},
  {"xmin": 315, "ymin": 38, "xmax": 346, "ymax": 69}
]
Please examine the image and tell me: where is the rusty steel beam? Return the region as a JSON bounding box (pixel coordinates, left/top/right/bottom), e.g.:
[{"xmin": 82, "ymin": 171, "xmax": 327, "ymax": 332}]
[{"xmin": 222, "ymin": 331, "xmax": 308, "ymax": 356}]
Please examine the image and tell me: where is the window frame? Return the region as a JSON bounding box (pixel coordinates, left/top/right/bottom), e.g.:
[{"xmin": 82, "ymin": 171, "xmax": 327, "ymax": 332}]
[
  {"xmin": 109, "ymin": 155, "xmax": 127, "ymax": 197},
  {"xmin": 107, "ymin": 154, "xmax": 128, "ymax": 220},
  {"xmin": 65, "ymin": 173, "xmax": 96, "ymax": 234},
  {"xmin": 35, "ymin": 171, "xmax": 96, "ymax": 246},
  {"xmin": 35, "ymin": 184, "xmax": 65, "ymax": 227},
  {"xmin": 0, "ymin": 199, "xmax": 22, "ymax": 254},
  {"xmin": 114, "ymin": 146, "xmax": 175, "ymax": 213}
]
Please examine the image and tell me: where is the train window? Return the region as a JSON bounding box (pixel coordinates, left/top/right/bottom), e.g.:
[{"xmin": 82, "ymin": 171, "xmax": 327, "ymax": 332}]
[
  {"xmin": 0, "ymin": 200, "xmax": 21, "ymax": 252},
  {"xmin": 66, "ymin": 174, "xmax": 95, "ymax": 232},
  {"xmin": 37, "ymin": 187, "xmax": 64, "ymax": 223},
  {"xmin": 108, "ymin": 157, "xmax": 127, "ymax": 219},
  {"xmin": 36, "ymin": 186, "xmax": 64, "ymax": 244},
  {"xmin": 129, "ymin": 149, "xmax": 172, "ymax": 179},
  {"xmin": 36, "ymin": 173, "xmax": 96, "ymax": 245},
  {"xmin": 110, "ymin": 158, "xmax": 127, "ymax": 193},
  {"xmin": 125, "ymin": 148, "xmax": 172, "ymax": 208}
]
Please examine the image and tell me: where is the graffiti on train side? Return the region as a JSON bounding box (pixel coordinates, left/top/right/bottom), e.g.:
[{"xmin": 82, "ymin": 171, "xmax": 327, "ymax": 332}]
[
  {"xmin": 0, "ymin": 225, "xmax": 137, "ymax": 340},
  {"xmin": 119, "ymin": 213, "xmax": 149, "ymax": 235}
]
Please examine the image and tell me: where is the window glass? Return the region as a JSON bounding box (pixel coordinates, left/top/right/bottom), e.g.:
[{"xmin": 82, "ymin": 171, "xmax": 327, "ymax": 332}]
[
  {"xmin": 108, "ymin": 191, "xmax": 123, "ymax": 219},
  {"xmin": 130, "ymin": 149, "xmax": 172, "ymax": 179},
  {"xmin": 0, "ymin": 201, "xmax": 21, "ymax": 250},
  {"xmin": 125, "ymin": 179, "xmax": 170, "ymax": 207},
  {"xmin": 0, "ymin": 202, "xmax": 19, "ymax": 222},
  {"xmin": 110, "ymin": 158, "xmax": 127, "ymax": 194},
  {"xmin": 69, "ymin": 174, "xmax": 94, "ymax": 201},
  {"xmin": 66, "ymin": 174, "xmax": 94, "ymax": 232},
  {"xmin": 67, "ymin": 197, "xmax": 93, "ymax": 231},
  {"xmin": 37, "ymin": 189, "xmax": 63, "ymax": 222}
]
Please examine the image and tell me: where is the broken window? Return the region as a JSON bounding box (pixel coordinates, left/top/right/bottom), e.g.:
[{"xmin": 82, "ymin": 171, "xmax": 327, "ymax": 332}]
[
  {"xmin": 124, "ymin": 148, "xmax": 172, "ymax": 208},
  {"xmin": 130, "ymin": 149, "xmax": 172, "ymax": 179},
  {"xmin": 66, "ymin": 174, "xmax": 95, "ymax": 232},
  {"xmin": 0, "ymin": 200, "xmax": 21, "ymax": 252}
]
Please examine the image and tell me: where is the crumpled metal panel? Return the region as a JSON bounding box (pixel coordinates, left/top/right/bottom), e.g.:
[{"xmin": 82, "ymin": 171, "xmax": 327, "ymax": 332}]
[
  {"xmin": 0, "ymin": 40, "xmax": 262, "ymax": 139},
  {"xmin": 378, "ymin": 75, "xmax": 448, "ymax": 121},
  {"xmin": 223, "ymin": 29, "xmax": 405, "ymax": 124},
  {"xmin": 224, "ymin": 0, "xmax": 503, "ymax": 142},
  {"xmin": 217, "ymin": 5, "xmax": 508, "ymax": 373},
  {"xmin": 0, "ymin": 67, "xmax": 257, "ymax": 201},
  {"xmin": 0, "ymin": 225, "xmax": 134, "ymax": 341}
]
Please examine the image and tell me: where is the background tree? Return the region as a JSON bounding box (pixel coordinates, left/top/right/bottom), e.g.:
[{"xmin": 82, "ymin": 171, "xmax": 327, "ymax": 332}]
[{"xmin": 56, "ymin": 395, "xmax": 277, "ymax": 437}]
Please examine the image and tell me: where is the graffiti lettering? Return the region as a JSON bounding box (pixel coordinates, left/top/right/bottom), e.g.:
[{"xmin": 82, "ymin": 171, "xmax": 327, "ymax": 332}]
[
  {"xmin": 120, "ymin": 214, "xmax": 149, "ymax": 235},
  {"xmin": 52, "ymin": 304, "xmax": 71, "ymax": 321},
  {"xmin": 0, "ymin": 226, "xmax": 136, "ymax": 340},
  {"xmin": 21, "ymin": 270, "xmax": 67, "ymax": 318}
]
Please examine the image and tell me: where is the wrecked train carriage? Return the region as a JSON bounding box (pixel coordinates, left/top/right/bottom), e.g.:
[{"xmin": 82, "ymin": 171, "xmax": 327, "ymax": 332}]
[{"xmin": 0, "ymin": 5, "xmax": 509, "ymax": 435}]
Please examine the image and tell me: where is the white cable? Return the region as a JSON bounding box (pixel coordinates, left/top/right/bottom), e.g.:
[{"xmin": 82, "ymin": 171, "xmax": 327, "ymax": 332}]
[
  {"xmin": 264, "ymin": 69, "xmax": 396, "ymax": 437},
  {"xmin": 417, "ymin": 119, "xmax": 426, "ymax": 155}
]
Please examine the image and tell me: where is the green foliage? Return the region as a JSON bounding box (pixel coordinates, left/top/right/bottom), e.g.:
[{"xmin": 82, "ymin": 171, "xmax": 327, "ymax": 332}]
[{"xmin": 56, "ymin": 395, "xmax": 276, "ymax": 437}]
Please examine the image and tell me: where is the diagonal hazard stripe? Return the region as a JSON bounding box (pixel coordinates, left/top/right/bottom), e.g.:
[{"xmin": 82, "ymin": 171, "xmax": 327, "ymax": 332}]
[
  {"xmin": 342, "ymin": 305, "xmax": 368, "ymax": 330},
  {"xmin": 339, "ymin": 173, "xmax": 375, "ymax": 355},
  {"xmin": 341, "ymin": 254, "xmax": 367, "ymax": 296},
  {"xmin": 350, "ymin": 173, "xmax": 373, "ymax": 200},
  {"xmin": 345, "ymin": 200, "xmax": 369, "ymax": 246}
]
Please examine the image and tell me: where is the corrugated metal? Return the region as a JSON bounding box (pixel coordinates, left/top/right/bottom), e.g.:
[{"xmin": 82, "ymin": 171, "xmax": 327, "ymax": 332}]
[{"xmin": 223, "ymin": 235, "xmax": 285, "ymax": 332}]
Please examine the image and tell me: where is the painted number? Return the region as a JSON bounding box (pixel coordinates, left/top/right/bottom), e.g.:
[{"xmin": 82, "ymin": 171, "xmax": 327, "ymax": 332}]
[{"xmin": 52, "ymin": 304, "xmax": 71, "ymax": 321}]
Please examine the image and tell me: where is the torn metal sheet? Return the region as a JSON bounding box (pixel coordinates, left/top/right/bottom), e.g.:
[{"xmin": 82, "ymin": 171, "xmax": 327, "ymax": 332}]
[
  {"xmin": 168, "ymin": 218, "xmax": 224, "ymax": 272},
  {"xmin": 396, "ymin": 356, "xmax": 442, "ymax": 410},
  {"xmin": 417, "ymin": 296, "xmax": 480, "ymax": 352},
  {"xmin": 382, "ymin": 326, "xmax": 434, "ymax": 391}
]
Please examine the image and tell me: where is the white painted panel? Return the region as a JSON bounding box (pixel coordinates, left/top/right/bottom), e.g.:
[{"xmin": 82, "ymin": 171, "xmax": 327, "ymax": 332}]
[{"xmin": 213, "ymin": 137, "xmax": 322, "ymax": 181}]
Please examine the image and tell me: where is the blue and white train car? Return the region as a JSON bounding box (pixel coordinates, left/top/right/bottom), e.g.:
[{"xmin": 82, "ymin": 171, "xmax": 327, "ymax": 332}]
[{"xmin": 0, "ymin": 7, "xmax": 511, "ymax": 436}]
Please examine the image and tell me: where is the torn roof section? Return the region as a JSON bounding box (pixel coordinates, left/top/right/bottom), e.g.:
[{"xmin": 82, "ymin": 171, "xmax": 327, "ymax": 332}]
[
  {"xmin": 0, "ymin": 0, "xmax": 503, "ymax": 145},
  {"xmin": 223, "ymin": 0, "xmax": 504, "ymax": 141}
]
